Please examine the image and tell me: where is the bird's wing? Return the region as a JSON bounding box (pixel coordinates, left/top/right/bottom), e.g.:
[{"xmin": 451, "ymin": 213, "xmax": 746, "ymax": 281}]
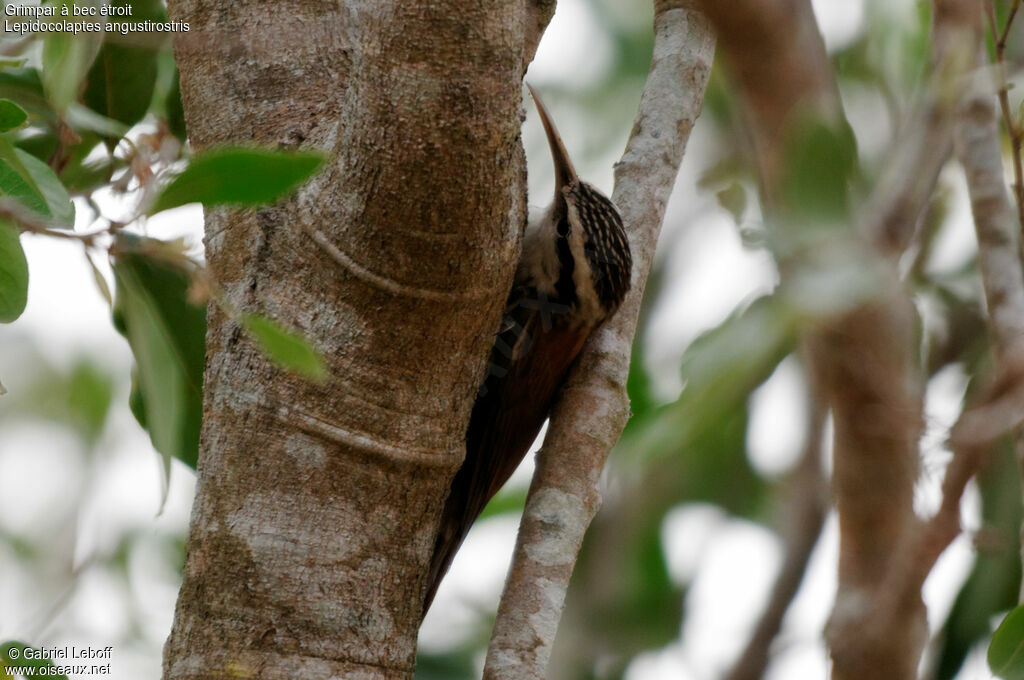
[{"xmin": 422, "ymin": 291, "xmax": 588, "ymax": 611}]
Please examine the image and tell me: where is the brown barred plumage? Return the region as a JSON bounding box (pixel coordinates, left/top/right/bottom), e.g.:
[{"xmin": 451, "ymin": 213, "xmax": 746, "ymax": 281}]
[{"xmin": 423, "ymin": 85, "xmax": 632, "ymax": 612}]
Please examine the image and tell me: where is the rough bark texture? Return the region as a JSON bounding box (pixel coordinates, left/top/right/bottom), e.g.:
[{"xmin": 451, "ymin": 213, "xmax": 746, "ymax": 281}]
[
  {"xmin": 482, "ymin": 4, "xmax": 715, "ymax": 678},
  {"xmin": 161, "ymin": 2, "xmax": 548, "ymax": 678}
]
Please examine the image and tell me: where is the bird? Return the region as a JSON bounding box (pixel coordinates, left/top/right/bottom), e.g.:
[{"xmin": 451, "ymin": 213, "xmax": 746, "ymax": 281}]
[{"xmin": 422, "ymin": 84, "xmax": 633, "ymax": 612}]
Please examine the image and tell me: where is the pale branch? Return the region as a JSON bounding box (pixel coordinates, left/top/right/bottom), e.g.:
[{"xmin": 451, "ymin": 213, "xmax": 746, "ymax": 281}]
[
  {"xmin": 954, "ymin": 38, "xmax": 1024, "ymax": 598},
  {"xmin": 724, "ymin": 372, "xmax": 828, "ymax": 680},
  {"xmin": 873, "ymin": 346, "xmax": 1024, "ymax": 635},
  {"xmin": 481, "ymin": 4, "xmax": 716, "ymax": 679},
  {"xmin": 955, "ymin": 51, "xmax": 1024, "ymax": 358}
]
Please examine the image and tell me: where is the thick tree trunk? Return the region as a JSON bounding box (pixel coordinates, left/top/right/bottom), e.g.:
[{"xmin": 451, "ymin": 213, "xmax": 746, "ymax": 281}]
[{"xmin": 161, "ymin": 2, "xmax": 543, "ymax": 678}]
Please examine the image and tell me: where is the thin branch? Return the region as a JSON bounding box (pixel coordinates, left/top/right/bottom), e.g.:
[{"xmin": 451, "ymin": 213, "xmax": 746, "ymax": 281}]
[
  {"xmin": 956, "ymin": 50, "xmax": 1024, "ymax": 358},
  {"xmin": 875, "ymin": 346, "xmax": 1024, "ymax": 630},
  {"xmin": 481, "ymin": 4, "xmax": 715, "ymax": 678},
  {"xmin": 862, "ymin": 0, "xmax": 983, "ymax": 253},
  {"xmin": 954, "ymin": 34, "xmax": 1024, "ymax": 600},
  {"xmin": 724, "ymin": 371, "xmax": 828, "ymax": 680},
  {"xmin": 984, "ymin": 0, "xmax": 1024, "ymax": 238}
]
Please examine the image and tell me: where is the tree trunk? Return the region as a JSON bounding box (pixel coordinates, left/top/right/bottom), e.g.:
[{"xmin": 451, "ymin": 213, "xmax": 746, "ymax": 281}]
[{"xmin": 161, "ymin": 2, "xmax": 544, "ymax": 678}]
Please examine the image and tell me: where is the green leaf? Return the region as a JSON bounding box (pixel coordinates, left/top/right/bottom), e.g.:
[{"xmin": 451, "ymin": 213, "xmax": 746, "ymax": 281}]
[
  {"xmin": 241, "ymin": 313, "xmax": 328, "ymax": 382},
  {"xmin": 612, "ymin": 297, "xmax": 792, "ymax": 530},
  {"xmin": 479, "ymin": 487, "xmax": 528, "ymax": 520},
  {"xmin": 65, "ymin": 102, "xmax": 130, "ymax": 139},
  {"xmin": 149, "ymin": 147, "xmax": 327, "ymax": 214},
  {"xmin": 66, "ymin": 359, "xmax": 114, "ymax": 444},
  {"xmin": 83, "ymin": 42, "xmax": 156, "ymax": 130},
  {"xmin": 624, "ymin": 341, "xmax": 657, "ymax": 430},
  {"xmin": 938, "ymin": 439, "xmax": 1022, "ymax": 678},
  {"xmin": 113, "ymin": 242, "xmax": 205, "ymax": 469},
  {"xmin": 59, "ymin": 136, "xmax": 121, "ymax": 194},
  {"xmin": 41, "ymin": 3, "xmax": 104, "ymax": 112},
  {"xmin": 674, "ymin": 296, "xmax": 797, "ymax": 437},
  {"xmin": 623, "ymin": 399, "xmax": 767, "ymax": 518},
  {"xmin": 0, "ymin": 133, "xmax": 74, "ymax": 228},
  {"xmin": 0, "ymin": 357, "xmax": 114, "ymax": 445},
  {"xmin": 0, "ymin": 135, "xmax": 49, "ymax": 218},
  {"xmin": 991, "ymin": 604, "xmax": 1024, "ymax": 678},
  {"xmin": 164, "ymin": 67, "xmax": 186, "ymax": 140},
  {"xmin": 82, "ymin": 0, "xmax": 165, "ymax": 134},
  {"xmin": 86, "ymin": 252, "xmax": 113, "ymax": 307},
  {"xmin": 16, "ymin": 148, "xmax": 75, "ymax": 228},
  {"xmin": 569, "ymin": 518, "xmax": 683, "ymax": 668},
  {"xmin": 780, "ymin": 117, "xmax": 858, "ymax": 225},
  {"xmin": 0, "ymin": 99, "xmax": 28, "ymax": 132},
  {"xmin": 0, "ymin": 219, "xmax": 28, "ymax": 323},
  {"xmin": 12, "ymin": 130, "xmax": 59, "ymax": 164},
  {"xmin": 716, "ymin": 182, "xmax": 747, "ymax": 223},
  {"xmin": 0, "ymin": 641, "xmax": 69, "ymax": 680},
  {"xmin": 629, "ymin": 295, "xmax": 798, "ymax": 473},
  {"xmin": 0, "ymin": 68, "xmax": 54, "ymax": 124},
  {"xmin": 414, "ymin": 645, "xmax": 479, "ymax": 680}
]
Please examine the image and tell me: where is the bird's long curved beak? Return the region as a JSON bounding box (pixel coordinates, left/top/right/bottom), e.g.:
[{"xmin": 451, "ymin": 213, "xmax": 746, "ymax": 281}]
[{"xmin": 526, "ymin": 83, "xmax": 578, "ymax": 200}]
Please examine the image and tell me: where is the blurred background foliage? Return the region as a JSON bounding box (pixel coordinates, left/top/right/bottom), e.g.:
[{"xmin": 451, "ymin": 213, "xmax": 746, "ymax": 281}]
[{"xmin": 1, "ymin": 0, "xmax": 1023, "ymax": 679}]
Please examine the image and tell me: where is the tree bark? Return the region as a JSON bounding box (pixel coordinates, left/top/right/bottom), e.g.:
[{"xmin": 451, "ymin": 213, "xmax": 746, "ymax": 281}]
[{"xmin": 161, "ymin": 2, "xmax": 545, "ymax": 678}]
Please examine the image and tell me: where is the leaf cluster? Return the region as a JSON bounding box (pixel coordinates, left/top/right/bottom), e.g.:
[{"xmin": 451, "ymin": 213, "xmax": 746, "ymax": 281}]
[{"xmin": 0, "ymin": 1, "xmax": 328, "ymax": 474}]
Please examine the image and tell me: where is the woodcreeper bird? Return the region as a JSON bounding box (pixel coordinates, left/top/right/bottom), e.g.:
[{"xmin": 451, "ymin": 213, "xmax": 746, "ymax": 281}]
[{"xmin": 423, "ymin": 85, "xmax": 633, "ymax": 611}]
